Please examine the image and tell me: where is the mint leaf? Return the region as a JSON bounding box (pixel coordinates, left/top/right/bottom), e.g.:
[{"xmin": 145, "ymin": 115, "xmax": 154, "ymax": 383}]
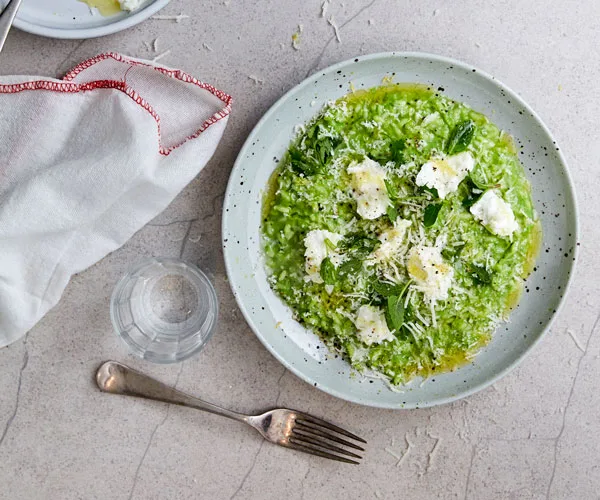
[
  {"xmin": 421, "ymin": 185, "xmax": 440, "ymax": 198},
  {"xmin": 441, "ymin": 244, "xmax": 465, "ymax": 261},
  {"xmin": 387, "ymin": 205, "xmax": 398, "ymax": 223},
  {"xmin": 390, "ymin": 139, "xmax": 406, "ymax": 164},
  {"xmin": 289, "ymin": 146, "xmax": 321, "ymax": 176},
  {"xmin": 340, "ymin": 234, "xmax": 380, "ymax": 256},
  {"xmin": 423, "ymin": 203, "xmax": 442, "ymax": 227},
  {"xmin": 338, "ymin": 257, "xmax": 362, "ymax": 277},
  {"xmin": 467, "ymin": 264, "xmax": 492, "ymax": 285},
  {"xmin": 447, "ymin": 120, "xmax": 476, "ymax": 154},
  {"xmin": 324, "ymin": 238, "xmax": 337, "ymax": 253},
  {"xmin": 372, "ymin": 281, "xmax": 403, "ymax": 297},
  {"xmin": 386, "ymin": 295, "xmax": 405, "ymax": 331},
  {"xmin": 384, "ymin": 179, "xmax": 399, "ymax": 201},
  {"xmin": 320, "ymin": 257, "xmax": 337, "ymax": 285}
]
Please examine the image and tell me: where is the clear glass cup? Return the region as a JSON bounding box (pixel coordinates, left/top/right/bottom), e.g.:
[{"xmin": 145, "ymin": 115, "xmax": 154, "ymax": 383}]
[{"xmin": 110, "ymin": 258, "xmax": 218, "ymax": 364}]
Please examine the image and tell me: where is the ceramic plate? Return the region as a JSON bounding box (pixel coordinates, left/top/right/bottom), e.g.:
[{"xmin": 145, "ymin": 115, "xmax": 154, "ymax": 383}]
[
  {"xmin": 4, "ymin": 0, "xmax": 169, "ymax": 39},
  {"xmin": 222, "ymin": 52, "xmax": 578, "ymax": 409}
]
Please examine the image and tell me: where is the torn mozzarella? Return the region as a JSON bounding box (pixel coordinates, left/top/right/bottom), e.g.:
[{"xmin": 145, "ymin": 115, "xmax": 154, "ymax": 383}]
[
  {"xmin": 355, "ymin": 305, "xmax": 394, "ymax": 345},
  {"xmin": 415, "ymin": 152, "xmax": 475, "ymax": 199},
  {"xmin": 406, "ymin": 245, "xmax": 454, "ymax": 300},
  {"xmin": 372, "ymin": 219, "xmax": 411, "ymax": 262},
  {"xmin": 347, "ymin": 158, "xmax": 390, "ymax": 219},
  {"xmin": 470, "ymin": 190, "xmax": 518, "ymax": 237},
  {"xmin": 304, "ymin": 229, "xmax": 343, "ymax": 282}
]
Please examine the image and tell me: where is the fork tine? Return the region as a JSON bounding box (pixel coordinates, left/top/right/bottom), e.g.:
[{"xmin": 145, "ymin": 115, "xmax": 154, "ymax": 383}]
[
  {"xmin": 294, "ymin": 422, "xmax": 365, "ymax": 451},
  {"xmin": 294, "ymin": 413, "xmax": 367, "ymax": 443},
  {"xmin": 287, "ymin": 439, "xmax": 360, "ymax": 465},
  {"xmin": 290, "ymin": 432, "xmax": 362, "ymax": 459}
]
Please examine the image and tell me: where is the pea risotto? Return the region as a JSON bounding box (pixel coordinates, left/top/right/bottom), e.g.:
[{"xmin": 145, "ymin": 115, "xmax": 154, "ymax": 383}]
[{"xmin": 261, "ymin": 84, "xmax": 541, "ymax": 386}]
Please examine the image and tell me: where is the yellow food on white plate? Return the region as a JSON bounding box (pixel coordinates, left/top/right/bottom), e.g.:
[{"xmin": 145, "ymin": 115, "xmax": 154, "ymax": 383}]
[{"xmin": 81, "ymin": 0, "xmax": 145, "ymax": 15}]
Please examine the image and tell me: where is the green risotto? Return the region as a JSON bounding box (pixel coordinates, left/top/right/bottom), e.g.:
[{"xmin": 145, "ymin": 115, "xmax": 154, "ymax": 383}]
[{"xmin": 262, "ymin": 84, "xmax": 541, "ymax": 385}]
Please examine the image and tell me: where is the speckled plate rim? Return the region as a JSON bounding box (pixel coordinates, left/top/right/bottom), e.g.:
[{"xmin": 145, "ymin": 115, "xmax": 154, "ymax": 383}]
[
  {"xmin": 223, "ymin": 51, "xmax": 579, "ymax": 409},
  {"xmin": 12, "ymin": 0, "xmax": 169, "ymax": 39}
]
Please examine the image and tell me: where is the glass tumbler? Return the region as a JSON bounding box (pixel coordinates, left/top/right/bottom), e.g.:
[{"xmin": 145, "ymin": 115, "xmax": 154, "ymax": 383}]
[{"xmin": 110, "ymin": 258, "xmax": 218, "ymax": 363}]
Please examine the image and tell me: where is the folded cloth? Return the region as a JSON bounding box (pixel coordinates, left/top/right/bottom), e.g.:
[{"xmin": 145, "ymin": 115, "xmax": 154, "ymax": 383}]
[{"xmin": 0, "ymin": 52, "xmax": 232, "ymax": 347}]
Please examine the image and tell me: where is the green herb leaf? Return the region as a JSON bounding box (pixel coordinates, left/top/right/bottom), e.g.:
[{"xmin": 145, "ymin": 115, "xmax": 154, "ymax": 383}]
[
  {"xmin": 461, "ymin": 176, "xmax": 481, "ymax": 208},
  {"xmin": 315, "ymin": 138, "xmax": 332, "ymax": 165},
  {"xmin": 372, "ymin": 281, "xmax": 403, "ymax": 297},
  {"xmin": 386, "ymin": 205, "xmax": 398, "ymax": 223},
  {"xmin": 421, "ymin": 185, "xmax": 440, "ymax": 198},
  {"xmin": 367, "ymin": 139, "xmax": 406, "ymax": 166},
  {"xmin": 423, "ymin": 203, "xmax": 442, "ymax": 227},
  {"xmin": 366, "ymin": 151, "xmax": 388, "ymax": 164},
  {"xmin": 338, "ymin": 257, "xmax": 363, "ymax": 277},
  {"xmin": 320, "ymin": 257, "xmax": 337, "ymax": 285},
  {"xmin": 324, "ymin": 238, "xmax": 337, "ymax": 253},
  {"xmin": 469, "ymin": 170, "xmax": 502, "ymax": 190},
  {"xmin": 289, "ymin": 146, "xmax": 320, "ymax": 176},
  {"xmin": 447, "ymin": 120, "xmax": 476, "ymax": 155},
  {"xmin": 462, "ymin": 194, "xmax": 479, "ymax": 209},
  {"xmin": 386, "ymin": 295, "xmax": 405, "ymax": 331},
  {"xmin": 384, "ymin": 179, "xmax": 399, "ymax": 201},
  {"xmin": 390, "ymin": 139, "xmax": 406, "ymax": 164},
  {"xmin": 441, "ymin": 244, "xmax": 465, "ymax": 261},
  {"xmin": 341, "ymin": 234, "xmax": 380, "ymax": 256},
  {"xmin": 467, "ymin": 264, "xmax": 492, "ymax": 285},
  {"xmin": 314, "ymin": 136, "xmax": 341, "ymax": 166},
  {"xmin": 441, "ymin": 248, "xmax": 453, "ymax": 261}
]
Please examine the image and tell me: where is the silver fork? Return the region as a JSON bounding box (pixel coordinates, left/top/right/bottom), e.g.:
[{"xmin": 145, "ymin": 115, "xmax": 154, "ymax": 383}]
[
  {"xmin": 96, "ymin": 361, "xmax": 366, "ymax": 464},
  {"xmin": 0, "ymin": 0, "xmax": 23, "ymax": 54}
]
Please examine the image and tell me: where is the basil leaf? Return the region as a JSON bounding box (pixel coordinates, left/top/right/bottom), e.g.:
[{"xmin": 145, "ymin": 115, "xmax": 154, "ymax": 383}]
[
  {"xmin": 390, "ymin": 139, "xmax": 406, "ymax": 164},
  {"xmin": 467, "ymin": 264, "xmax": 492, "ymax": 285},
  {"xmin": 386, "ymin": 295, "xmax": 405, "ymax": 331},
  {"xmin": 387, "ymin": 205, "xmax": 398, "ymax": 223},
  {"xmin": 320, "ymin": 257, "xmax": 337, "ymax": 285},
  {"xmin": 447, "ymin": 120, "xmax": 476, "ymax": 154},
  {"xmin": 423, "ymin": 203, "xmax": 442, "ymax": 227},
  {"xmin": 384, "ymin": 179, "xmax": 399, "ymax": 201}
]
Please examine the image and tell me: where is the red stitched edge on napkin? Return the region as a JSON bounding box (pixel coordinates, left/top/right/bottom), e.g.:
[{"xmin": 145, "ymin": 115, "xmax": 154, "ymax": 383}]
[{"xmin": 0, "ymin": 52, "xmax": 232, "ymax": 156}]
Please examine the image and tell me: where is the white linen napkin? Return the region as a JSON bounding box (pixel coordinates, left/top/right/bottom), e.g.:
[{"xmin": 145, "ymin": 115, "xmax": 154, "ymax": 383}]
[{"xmin": 0, "ymin": 53, "xmax": 232, "ymax": 347}]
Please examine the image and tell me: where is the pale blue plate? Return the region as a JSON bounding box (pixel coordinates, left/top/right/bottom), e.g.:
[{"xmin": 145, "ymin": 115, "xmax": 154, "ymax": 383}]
[
  {"xmin": 222, "ymin": 52, "xmax": 578, "ymax": 409},
  {"xmin": 5, "ymin": 0, "xmax": 169, "ymax": 39}
]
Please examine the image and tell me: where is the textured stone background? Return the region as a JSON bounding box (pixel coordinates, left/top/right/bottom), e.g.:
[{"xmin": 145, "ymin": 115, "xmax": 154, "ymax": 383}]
[{"xmin": 0, "ymin": 1, "xmax": 597, "ymax": 498}]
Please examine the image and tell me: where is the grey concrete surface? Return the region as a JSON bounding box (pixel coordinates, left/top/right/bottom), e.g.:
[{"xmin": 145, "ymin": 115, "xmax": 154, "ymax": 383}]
[{"xmin": 0, "ymin": 1, "xmax": 598, "ymax": 499}]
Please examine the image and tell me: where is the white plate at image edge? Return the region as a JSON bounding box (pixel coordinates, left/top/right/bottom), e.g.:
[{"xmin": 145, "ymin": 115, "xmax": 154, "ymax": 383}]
[{"xmin": 6, "ymin": 0, "xmax": 169, "ymax": 39}]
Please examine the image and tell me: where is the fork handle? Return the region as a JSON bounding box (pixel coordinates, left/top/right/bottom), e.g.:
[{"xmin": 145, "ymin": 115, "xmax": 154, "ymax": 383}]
[
  {"xmin": 96, "ymin": 361, "xmax": 249, "ymax": 424},
  {"xmin": 0, "ymin": 0, "xmax": 23, "ymax": 54}
]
